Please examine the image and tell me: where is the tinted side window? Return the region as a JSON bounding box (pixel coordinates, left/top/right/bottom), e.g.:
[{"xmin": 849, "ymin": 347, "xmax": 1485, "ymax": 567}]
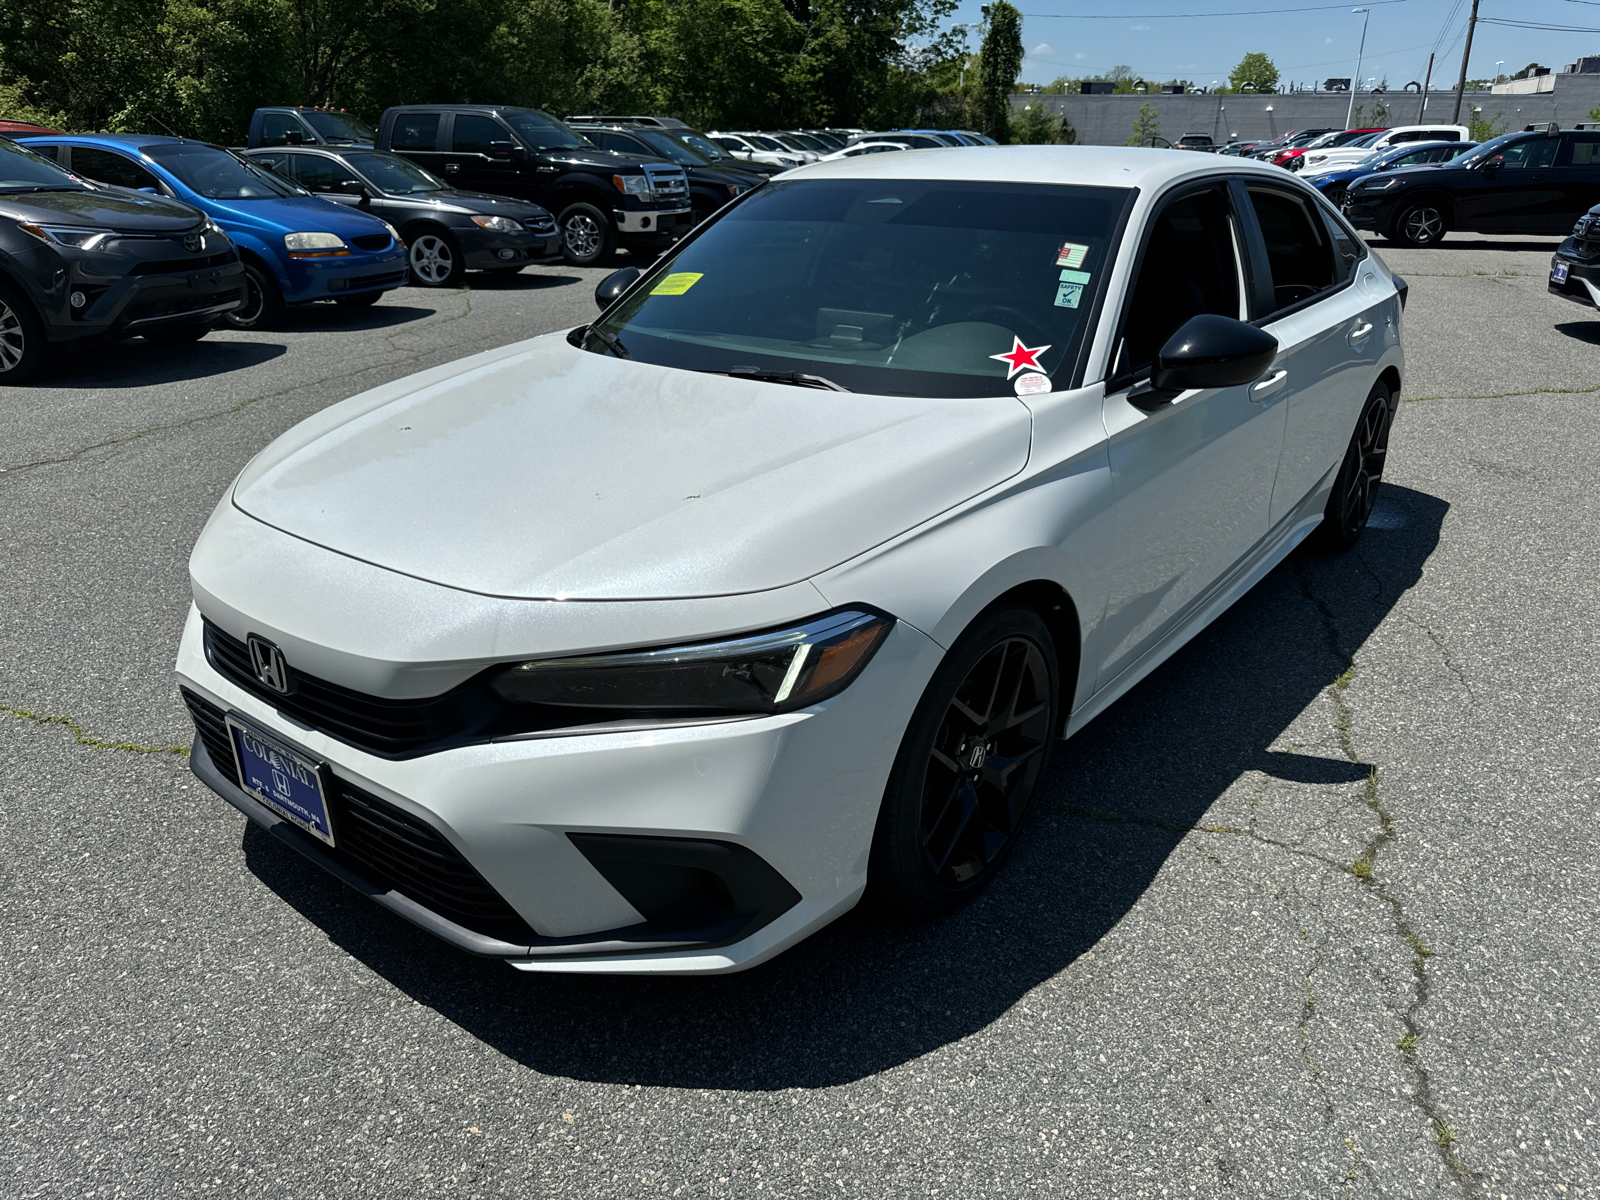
[
  {"xmin": 70, "ymin": 148, "xmax": 161, "ymax": 191},
  {"xmin": 28, "ymin": 144, "xmax": 59, "ymax": 162},
  {"xmin": 452, "ymin": 115, "xmax": 508, "ymax": 153},
  {"xmin": 251, "ymin": 152, "xmax": 291, "ymax": 176},
  {"xmin": 294, "ymin": 155, "xmax": 359, "ymax": 192},
  {"xmin": 590, "ymin": 131, "xmax": 639, "ymax": 154},
  {"xmin": 260, "ymin": 113, "xmax": 303, "ymax": 147},
  {"xmin": 1501, "ymin": 138, "xmax": 1558, "ymax": 169},
  {"xmin": 1321, "ymin": 207, "xmax": 1365, "ymax": 284},
  {"xmin": 390, "ymin": 113, "xmax": 441, "ymax": 151},
  {"xmin": 1562, "ymin": 134, "xmax": 1600, "ymax": 165},
  {"xmin": 1247, "ymin": 188, "xmax": 1337, "ymax": 312},
  {"xmin": 1119, "ymin": 187, "xmax": 1241, "ymax": 376}
]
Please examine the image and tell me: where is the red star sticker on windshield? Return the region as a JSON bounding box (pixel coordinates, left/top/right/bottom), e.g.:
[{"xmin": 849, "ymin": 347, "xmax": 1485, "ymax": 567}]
[{"xmin": 989, "ymin": 337, "xmax": 1052, "ymax": 380}]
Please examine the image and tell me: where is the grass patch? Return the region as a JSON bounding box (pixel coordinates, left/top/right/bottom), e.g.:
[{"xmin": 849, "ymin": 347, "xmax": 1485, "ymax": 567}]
[
  {"xmin": 1405, "ymin": 931, "xmax": 1433, "ymax": 959},
  {"xmin": 1432, "ymin": 1120, "xmax": 1457, "ymax": 1147},
  {"xmin": 2, "ymin": 703, "xmax": 189, "ymax": 757},
  {"xmin": 1396, "ymin": 1032, "xmax": 1419, "ymax": 1051},
  {"xmin": 1350, "ymin": 858, "xmax": 1373, "ymax": 880}
]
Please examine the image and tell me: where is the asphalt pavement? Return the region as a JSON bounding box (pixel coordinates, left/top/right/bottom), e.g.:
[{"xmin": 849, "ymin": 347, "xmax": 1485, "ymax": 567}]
[{"xmin": 3, "ymin": 236, "xmax": 1598, "ymax": 1198}]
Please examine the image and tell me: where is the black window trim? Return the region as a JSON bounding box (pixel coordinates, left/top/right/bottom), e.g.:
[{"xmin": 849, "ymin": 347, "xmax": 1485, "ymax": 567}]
[
  {"xmin": 1236, "ymin": 177, "xmax": 1363, "ymax": 326},
  {"xmin": 1104, "ymin": 177, "xmax": 1252, "ymax": 395}
]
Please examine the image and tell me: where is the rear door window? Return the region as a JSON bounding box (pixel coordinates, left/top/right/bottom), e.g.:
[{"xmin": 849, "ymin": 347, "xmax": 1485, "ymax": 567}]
[
  {"xmin": 1246, "ymin": 187, "xmax": 1338, "ymax": 314},
  {"xmin": 69, "ymin": 147, "xmax": 163, "ymax": 192},
  {"xmin": 390, "ymin": 113, "xmax": 441, "ymax": 151},
  {"xmin": 1500, "ymin": 137, "xmax": 1559, "ymax": 169},
  {"xmin": 1560, "ymin": 133, "xmax": 1600, "ymax": 165},
  {"xmin": 294, "ymin": 155, "xmax": 360, "ymax": 193}
]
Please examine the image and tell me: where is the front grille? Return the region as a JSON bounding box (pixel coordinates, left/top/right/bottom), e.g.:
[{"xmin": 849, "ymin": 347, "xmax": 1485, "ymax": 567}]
[
  {"xmin": 349, "ymin": 233, "xmax": 393, "ymax": 251},
  {"xmin": 128, "ymin": 250, "xmax": 238, "ymax": 275},
  {"xmin": 524, "ymin": 217, "xmax": 557, "ymax": 234},
  {"xmin": 181, "ymin": 687, "xmax": 536, "ymax": 942},
  {"xmin": 642, "ymin": 164, "xmax": 688, "ymax": 202},
  {"xmin": 345, "ymin": 269, "xmax": 408, "ymax": 290}
]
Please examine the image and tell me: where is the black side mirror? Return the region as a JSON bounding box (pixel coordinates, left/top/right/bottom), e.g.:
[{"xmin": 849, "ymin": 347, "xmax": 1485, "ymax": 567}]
[
  {"xmin": 1482, "ymin": 154, "xmax": 1505, "ymax": 172},
  {"xmin": 594, "ymin": 266, "xmax": 641, "ymax": 310},
  {"xmin": 1134, "ymin": 315, "xmax": 1278, "ymax": 408}
]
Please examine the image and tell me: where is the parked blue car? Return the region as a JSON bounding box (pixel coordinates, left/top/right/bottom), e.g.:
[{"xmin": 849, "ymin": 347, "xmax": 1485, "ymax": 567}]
[
  {"xmin": 19, "ymin": 134, "xmax": 409, "ymax": 329},
  {"xmin": 1302, "ymin": 139, "xmax": 1479, "ymax": 208}
]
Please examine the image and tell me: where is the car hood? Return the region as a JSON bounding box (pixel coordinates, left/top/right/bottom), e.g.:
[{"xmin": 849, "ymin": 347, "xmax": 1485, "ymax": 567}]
[
  {"xmin": 231, "ymin": 336, "xmax": 1033, "ymax": 600},
  {"xmin": 201, "ymin": 194, "xmax": 391, "ymax": 237},
  {"xmin": 396, "ymin": 189, "xmax": 551, "ymax": 217},
  {"xmin": 538, "ymin": 148, "xmax": 656, "ymax": 174},
  {"xmin": 0, "ymin": 185, "xmax": 202, "ymax": 230}
]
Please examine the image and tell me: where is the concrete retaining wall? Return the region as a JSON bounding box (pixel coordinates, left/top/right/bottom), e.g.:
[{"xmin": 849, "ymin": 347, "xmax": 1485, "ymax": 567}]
[{"xmin": 1013, "ymin": 76, "xmax": 1600, "ymax": 146}]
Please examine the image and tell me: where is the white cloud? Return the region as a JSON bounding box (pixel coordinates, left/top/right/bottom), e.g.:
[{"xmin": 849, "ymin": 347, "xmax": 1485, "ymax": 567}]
[
  {"xmin": 1130, "ymin": 23, "xmax": 1151, "ymax": 31},
  {"xmin": 1074, "ymin": 52, "xmax": 1087, "ymax": 60},
  {"xmin": 1032, "ymin": 43, "xmax": 1053, "ymax": 55},
  {"xmin": 1324, "ymin": 37, "xmax": 1334, "ymax": 44}
]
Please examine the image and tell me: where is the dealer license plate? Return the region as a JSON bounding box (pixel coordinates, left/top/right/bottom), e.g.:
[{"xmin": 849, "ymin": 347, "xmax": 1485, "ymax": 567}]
[
  {"xmin": 225, "ymin": 715, "xmax": 335, "ymax": 846},
  {"xmin": 1552, "ymin": 262, "xmax": 1570, "ymax": 284}
]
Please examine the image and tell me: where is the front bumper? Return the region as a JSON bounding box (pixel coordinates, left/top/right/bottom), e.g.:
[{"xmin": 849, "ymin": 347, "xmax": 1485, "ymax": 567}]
[
  {"xmin": 460, "ymin": 227, "xmax": 563, "ymax": 271},
  {"xmin": 614, "ymin": 207, "xmax": 692, "ymax": 236},
  {"xmin": 42, "ymin": 256, "xmax": 246, "ymax": 343},
  {"xmin": 1343, "ymin": 194, "xmax": 1399, "ymax": 231},
  {"xmin": 1548, "ymin": 252, "xmax": 1600, "ymax": 308},
  {"xmin": 174, "ymin": 601, "xmax": 941, "ymax": 974},
  {"xmin": 282, "ymin": 245, "xmax": 411, "ymax": 304}
]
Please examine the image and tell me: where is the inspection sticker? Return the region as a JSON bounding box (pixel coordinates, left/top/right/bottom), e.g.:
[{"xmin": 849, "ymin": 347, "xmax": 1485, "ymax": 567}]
[
  {"xmin": 1054, "ymin": 242, "xmax": 1089, "ymax": 269},
  {"xmin": 1055, "ymin": 268, "xmax": 1091, "ymax": 309},
  {"xmin": 1014, "ymin": 371, "xmax": 1052, "ymax": 396},
  {"xmin": 650, "ymin": 272, "xmax": 704, "ymax": 296}
]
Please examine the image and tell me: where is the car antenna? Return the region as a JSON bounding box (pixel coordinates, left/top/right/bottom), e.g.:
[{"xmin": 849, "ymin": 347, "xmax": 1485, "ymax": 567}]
[{"xmin": 150, "ymin": 115, "xmax": 187, "ymax": 141}]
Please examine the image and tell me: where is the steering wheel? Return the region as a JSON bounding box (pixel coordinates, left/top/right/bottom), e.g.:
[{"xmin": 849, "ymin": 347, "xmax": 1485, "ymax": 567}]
[{"xmin": 965, "ymin": 305, "xmax": 1055, "ymax": 348}]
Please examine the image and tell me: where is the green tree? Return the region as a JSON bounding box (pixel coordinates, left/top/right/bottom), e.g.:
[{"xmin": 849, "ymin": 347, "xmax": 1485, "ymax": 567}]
[
  {"xmin": 1125, "ymin": 100, "xmax": 1160, "ymax": 146},
  {"xmin": 1011, "ymin": 101, "xmax": 1073, "ymax": 144},
  {"xmin": 975, "ymin": 0, "xmax": 1022, "ymax": 142},
  {"xmin": 1228, "ymin": 51, "xmax": 1278, "ymax": 94},
  {"xmin": 1465, "ymin": 107, "xmax": 1508, "ymax": 143}
]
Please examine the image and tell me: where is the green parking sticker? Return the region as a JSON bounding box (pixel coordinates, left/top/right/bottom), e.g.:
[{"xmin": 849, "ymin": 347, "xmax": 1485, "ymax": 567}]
[{"xmin": 1055, "ymin": 268, "xmax": 1090, "ymax": 309}]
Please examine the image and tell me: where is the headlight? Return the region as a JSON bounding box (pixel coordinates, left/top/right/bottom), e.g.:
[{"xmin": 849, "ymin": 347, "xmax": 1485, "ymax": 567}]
[
  {"xmin": 203, "ymin": 217, "xmax": 230, "ymax": 243},
  {"xmin": 381, "ymin": 221, "xmax": 402, "ymax": 243},
  {"xmin": 18, "ymin": 223, "xmax": 113, "ymax": 251},
  {"xmin": 490, "ymin": 610, "xmax": 894, "ymax": 715},
  {"xmin": 283, "ymin": 231, "xmax": 349, "ymax": 256},
  {"xmin": 612, "ymin": 173, "xmax": 652, "ymax": 199},
  {"xmin": 471, "ymin": 214, "xmax": 521, "ymax": 233},
  {"xmin": 726, "ymin": 183, "xmax": 748, "ymax": 197},
  {"xmin": 1371, "ymin": 177, "xmax": 1409, "ymax": 191}
]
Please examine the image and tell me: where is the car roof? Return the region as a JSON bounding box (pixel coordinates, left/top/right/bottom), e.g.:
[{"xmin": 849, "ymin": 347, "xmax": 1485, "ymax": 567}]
[
  {"xmin": 784, "ymin": 144, "xmax": 1292, "ymax": 190},
  {"xmin": 384, "ymin": 104, "xmax": 544, "ymax": 114},
  {"xmin": 19, "ymin": 133, "xmax": 205, "ymax": 154}
]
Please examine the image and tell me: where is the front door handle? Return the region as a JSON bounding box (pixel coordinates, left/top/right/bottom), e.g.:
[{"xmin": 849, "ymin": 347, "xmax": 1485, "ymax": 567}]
[
  {"xmin": 1251, "ymin": 370, "xmax": 1288, "ymax": 400},
  {"xmin": 443, "ymin": 162, "xmax": 459, "ymax": 173}
]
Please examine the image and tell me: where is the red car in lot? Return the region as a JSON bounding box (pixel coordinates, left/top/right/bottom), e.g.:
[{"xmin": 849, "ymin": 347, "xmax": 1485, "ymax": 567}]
[
  {"xmin": 1, "ymin": 120, "xmax": 62, "ymax": 137},
  {"xmin": 1275, "ymin": 128, "xmax": 1383, "ymax": 171}
]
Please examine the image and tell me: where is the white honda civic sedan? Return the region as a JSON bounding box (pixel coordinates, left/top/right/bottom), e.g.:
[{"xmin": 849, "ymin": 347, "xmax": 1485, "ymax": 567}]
[{"xmin": 177, "ymin": 147, "xmax": 1405, "ymax": 974}]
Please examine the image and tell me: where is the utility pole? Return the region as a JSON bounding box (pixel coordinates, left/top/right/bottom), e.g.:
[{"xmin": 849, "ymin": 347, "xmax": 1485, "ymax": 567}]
[
  {"xmin": 1451, "ymin": 0, "xmax": 1482, "ymax": 125},
  {"xmin": 1417, "ymin": 52, "xmax": 1434, "ymax": 122},
  {"xmin": 1347, "ymin": 8, "xmax": 1370, "ymax": 129}
]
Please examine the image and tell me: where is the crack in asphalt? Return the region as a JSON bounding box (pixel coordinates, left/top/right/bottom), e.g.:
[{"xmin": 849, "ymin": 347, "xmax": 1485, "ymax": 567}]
[
  {"xmin": 0, "ymin": 290, "xmax": 478, "ymax": 483},
  {"xmin": 1, "ymin": 703, "xmax": 189, "ymax": 757},
  {"xmin": 1294, "ymin": 562, "xmax": 1483, "ymax": 1197},
  {"xmin": 1403, "ymin": 381, "xmax": 1600, "ymax": 404}
]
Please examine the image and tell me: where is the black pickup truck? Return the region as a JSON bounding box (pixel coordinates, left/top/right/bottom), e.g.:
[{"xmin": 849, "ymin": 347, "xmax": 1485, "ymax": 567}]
[
  {"xmin": 246, "ymin": 106, "xmax": 377, "ymax": 149},
  {"xmin": 375, "ymin": 105, "xmax": 692, "ymax": 266}
]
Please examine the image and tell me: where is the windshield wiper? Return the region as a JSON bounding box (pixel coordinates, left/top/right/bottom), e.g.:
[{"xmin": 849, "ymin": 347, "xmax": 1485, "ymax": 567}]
[
  {"xmin": 0, "ymin": 185, "xmax": 86, "ymax": 194},
  {"xmin": 708, "ymin": 366, "xmax": 852, "ymax": 392},
  {"xmin": 587, "ymin": 326, "xmax": 631, "ymax": 359}
]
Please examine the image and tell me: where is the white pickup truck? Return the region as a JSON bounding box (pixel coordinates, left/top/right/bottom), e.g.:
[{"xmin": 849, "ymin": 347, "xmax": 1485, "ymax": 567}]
[{"xmin": 1301, "ymin": 124, "xmax": 1470, "ymax": 174}]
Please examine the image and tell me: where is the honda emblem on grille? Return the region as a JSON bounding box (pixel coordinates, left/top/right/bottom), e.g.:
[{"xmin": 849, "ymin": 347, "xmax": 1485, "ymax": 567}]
[
  {"xmin": 183, "ymin": 233, "xmax": 202, "ymax": 253},
  {"xmin": 247, "ymin": 635, "xmax": 292, "ymax": 695}
]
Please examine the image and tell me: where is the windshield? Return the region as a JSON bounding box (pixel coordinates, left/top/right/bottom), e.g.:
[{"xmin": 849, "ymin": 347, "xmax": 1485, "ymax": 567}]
[
  {"xmin": 142, "ymin": 143, "xmax": 297, "ymax": 198},
  {"xmin": 503, "ymin": 110, "xmax": 587, "ymax": 151},
  {"xmin": 786, "ymin": 133, "xmax": 825, "ymax": 151},
  {"xmin": 747, "ymin": 135, "xmax": 787, "ymax": 151},
  {"xmin": 588, "ymin": 178, "xmax": 1130, "ymax": 398},
  {"xmin": 301, "ymin": 110, "xmax": 376, "ymax": 144},
  {"xmin": 345, "ymin": 150, "xmax": 445, "ymax": 193},
  {"xmin": 681, "ymin": 132, "xmax": 733, "ymax": 160},
  {"xmin": 633, "ymin": 130, "xmax": 706, "ymax": 166},
  {"xmin": 0, "ymin": 138, "xmax": 87, "ymax": 190}
]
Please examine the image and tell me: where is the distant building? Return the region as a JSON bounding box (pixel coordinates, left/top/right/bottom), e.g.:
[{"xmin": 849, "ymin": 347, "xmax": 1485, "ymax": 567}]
[
  {"xmin": 1079, "ymin": 81, "xmax": 1116, "ymax": 95},
  {"xmin": 1324, "ymin": 77, "xmax": 1351, "ymax": 91},
  {"xmin": 1564, "ymin": 57, "xmax": 1600, "ymax": 74}
]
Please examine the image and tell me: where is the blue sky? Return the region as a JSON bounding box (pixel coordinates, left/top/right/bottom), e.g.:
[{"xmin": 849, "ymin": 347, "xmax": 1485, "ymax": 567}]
[{"xmin": 933, "ymin": 1, "xmax": 1600, "ymax": 90}]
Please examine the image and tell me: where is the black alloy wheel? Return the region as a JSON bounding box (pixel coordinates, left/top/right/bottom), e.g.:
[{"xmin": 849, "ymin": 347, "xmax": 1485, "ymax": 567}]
[
  {"xmin": 559, "ymin": 203, "xmax": 618, "ymax": 268},
  {"xmin": 1389, "ymin": 200, "xmax": 1448, "ymax": 248},
  {"xmin": 224, "ymin": 261, "xmax": 285, "ymax": 330},
  {"xmin": 0, "ymin": 281, "xmax": 48, "ymax": 383},
  {"xmin": 1317, "ymin": 380, "xmax": 1395, "ymax": 551},
  {"xmin": 869, "ymin": 606, "xmax": 1059, "ymax": 915},
  {"xmin": 1324, "ymin": 183, "xmax": 1348, "ymax": 209}
]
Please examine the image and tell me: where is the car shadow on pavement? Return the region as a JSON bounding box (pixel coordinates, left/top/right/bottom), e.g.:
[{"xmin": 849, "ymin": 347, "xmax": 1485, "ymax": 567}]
[
  {"xmin": 242, "ymin": 484, "xmax": 1449, "ymax": 1091},
  {"xmin": 29, "ymin": 338, "xmax": 287, "ymax": 389},
  {"xmin": 1553, "ymin": 321, "xmax": 1600, "ymax": 346},
  {"xmin": 278, "ymin": 303, "xmax": 440, "ymax": 332},
  {"xmin": 465, "ymin": 271, "xmax": 587, "ymax": 292}
]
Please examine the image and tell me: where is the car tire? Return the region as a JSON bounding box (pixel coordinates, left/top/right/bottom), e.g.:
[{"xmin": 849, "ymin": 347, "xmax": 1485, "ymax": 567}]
[
  {"xmin": 1324, "ymin": 183, "xmax": 1348, "ymax": 209},
  {"xmin": 407, "ymin": 230, "xmax": 464, "ymax": 287},
  {"xmin": 334, "ymin": 292, "xmax": 382, "ymax": 308},
  {"xmin": 1315, "ymin": 379, "xmax": 1396, "ymax": 551},
  {"xmin": 867, "ymin": 605, "xmax": 1059, "ymax": 916},
  {"xmin": 559, "ymin": 203, "xmax": 617, "ymax": 267},
  {"xmin": 692, "ymin": 204, "xmax": 719, "ymax": 228},
  {"xmin": 0, "ymin": 279, "xmax": 48, "ymax": 383},
  {"xmin": 224, "ymin": 261, "xmax": 285, "ymax": 331},
  {"xmin": 1388, "ymin": 200, "xmax": 1448, "ymax": 247},
  {"xmin": 142, "ymin": 321, "xmax": 213, "ymax": 345}
]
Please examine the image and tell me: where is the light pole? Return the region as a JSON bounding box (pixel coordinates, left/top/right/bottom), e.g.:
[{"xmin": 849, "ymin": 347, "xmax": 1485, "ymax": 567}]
[
  {"xmin": 952, "ymin": 23, "xmax": 976, "ymax": 88},
  {"xmin": 1495, "ymin": 60, "xmax": 1504, "ymax": 86},
  {"xmin": 1347, "ymin": 8, "xmax": 1370, "ymax": 128}
]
